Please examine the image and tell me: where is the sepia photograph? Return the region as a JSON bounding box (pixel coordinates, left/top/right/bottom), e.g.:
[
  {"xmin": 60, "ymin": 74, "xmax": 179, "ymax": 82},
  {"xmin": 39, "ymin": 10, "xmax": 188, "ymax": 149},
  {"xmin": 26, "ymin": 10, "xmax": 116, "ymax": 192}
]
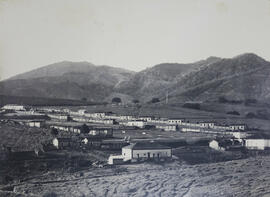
[{"xmin": 1, "ymin": 0, "xmax": 270, "ymax": 196}]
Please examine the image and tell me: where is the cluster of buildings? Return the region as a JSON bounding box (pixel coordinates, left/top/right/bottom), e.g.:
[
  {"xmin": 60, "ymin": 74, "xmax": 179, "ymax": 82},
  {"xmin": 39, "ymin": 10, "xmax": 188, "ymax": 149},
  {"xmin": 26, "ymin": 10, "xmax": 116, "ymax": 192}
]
[{"xmin": 108, "ymin": 142, "xmax": 172, "ymax": 165}]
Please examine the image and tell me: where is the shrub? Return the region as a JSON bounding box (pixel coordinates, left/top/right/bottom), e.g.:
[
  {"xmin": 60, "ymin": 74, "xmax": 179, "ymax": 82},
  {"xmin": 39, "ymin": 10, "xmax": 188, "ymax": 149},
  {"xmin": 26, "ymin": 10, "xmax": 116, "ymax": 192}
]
[
  {"xmin": 151, "ymin": 98, "xmax": 160, "ymax": 103},
  {"xmin": 112, "ymin": 97, "xmax": 122, "ymax": 103},
  {"xmin": 226, "ymin": 111, "xmax": 240, "ymax": 115},
  {"xmin": 246, "ymin": 112, "xmax": 256, "ymax": 119},
  {"xmin": 182, "ymin": 103, "xmax": 201, "ymax": 110}
]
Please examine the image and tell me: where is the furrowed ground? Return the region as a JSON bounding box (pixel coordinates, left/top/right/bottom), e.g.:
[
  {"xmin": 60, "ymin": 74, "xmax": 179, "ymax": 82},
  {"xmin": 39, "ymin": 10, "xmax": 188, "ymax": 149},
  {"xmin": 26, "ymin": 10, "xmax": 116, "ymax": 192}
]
[{"xmin": 4, "ymin": 155, "xmax": 270, "ymax": 197}]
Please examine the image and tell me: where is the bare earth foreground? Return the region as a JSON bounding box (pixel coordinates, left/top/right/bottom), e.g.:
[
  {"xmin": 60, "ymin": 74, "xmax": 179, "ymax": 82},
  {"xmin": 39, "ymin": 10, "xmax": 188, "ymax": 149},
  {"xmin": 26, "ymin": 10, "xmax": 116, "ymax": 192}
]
[{"xmin": 3, "ymin": 156, "xmax": 270, "ymax": 197}]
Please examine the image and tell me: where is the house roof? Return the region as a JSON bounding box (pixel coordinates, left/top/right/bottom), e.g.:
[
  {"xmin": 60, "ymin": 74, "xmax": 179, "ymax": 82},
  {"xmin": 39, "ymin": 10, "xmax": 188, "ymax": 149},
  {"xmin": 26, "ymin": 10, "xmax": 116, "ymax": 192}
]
[{"xmin": 123, "ymin": 142, "xmax": 171, "ymax": 150}]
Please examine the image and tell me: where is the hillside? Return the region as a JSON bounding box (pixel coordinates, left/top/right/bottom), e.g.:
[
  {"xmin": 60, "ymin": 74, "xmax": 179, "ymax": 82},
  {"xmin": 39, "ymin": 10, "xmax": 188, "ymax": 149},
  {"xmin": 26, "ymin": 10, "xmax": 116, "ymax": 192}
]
[
  {"xmin": 164, "ymin": 53, "xmax": 270, "ymax": 102},
  {"xmin": 0, "ymin": 61, "xmax": 134, "ymax": 102},
  {"xmin": 1, "ymin": 53, "xmax": 270, "ymax": 104},
  {"xmin": 116, "ymin": 57, "xmax": 221, "ymax": 102}
]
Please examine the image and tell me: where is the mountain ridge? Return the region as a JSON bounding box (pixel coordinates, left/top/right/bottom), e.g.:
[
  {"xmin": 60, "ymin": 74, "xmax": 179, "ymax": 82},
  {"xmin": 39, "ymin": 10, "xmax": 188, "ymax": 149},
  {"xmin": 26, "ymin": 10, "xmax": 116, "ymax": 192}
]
[{"xmin": 1, "ymin": 53, "xmax": 270, "ymax": 103}]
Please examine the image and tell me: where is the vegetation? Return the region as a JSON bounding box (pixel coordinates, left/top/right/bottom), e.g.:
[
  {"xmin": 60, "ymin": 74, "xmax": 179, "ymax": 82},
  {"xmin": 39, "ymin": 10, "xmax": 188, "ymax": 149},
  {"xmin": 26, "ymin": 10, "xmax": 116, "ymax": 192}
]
[
  {"xmin": 0, "ymin": 95, "xmax": 100, "ymax": 107},
  {"xmin": 151, "ymin": 98, "xmax": 160, "ymax": 103},
  {"xmin": 132, "ymin": 99, "xmax": 140, "ymax": 104},
  {"xmin": 182, "ymin": 103, "xmax": 201, "ymax": 110},
  {"xmin": 226, "ymin": 111, "xmax": 240, "ymax": 115},
  {"xmin": 218, "ymin": 96, "xmax": 243, "ymax": 104},
  {"xmin": 112, "ymin": 97, "xmax": 122, "ymax": 103}
]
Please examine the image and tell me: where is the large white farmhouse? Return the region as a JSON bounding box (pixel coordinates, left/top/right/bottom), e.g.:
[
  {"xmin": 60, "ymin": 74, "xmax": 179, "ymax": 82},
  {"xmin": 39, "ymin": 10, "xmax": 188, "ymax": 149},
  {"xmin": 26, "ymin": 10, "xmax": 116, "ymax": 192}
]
[
  {"xmin": 122, "ymin": 142, "xmax": 172, "ymax": 162},
  {"xmin": 108, "ymin": 142, "xmax": 172, "ymax": 164}
]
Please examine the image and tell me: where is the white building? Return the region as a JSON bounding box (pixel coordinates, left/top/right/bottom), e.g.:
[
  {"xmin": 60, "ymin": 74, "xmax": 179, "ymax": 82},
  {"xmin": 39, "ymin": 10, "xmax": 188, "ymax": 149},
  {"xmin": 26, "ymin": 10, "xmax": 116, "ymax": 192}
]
[
  {"xmin": 26, "ymin": 121, "xmax": 44, "ymax": 128},
  {"xmin": 231, "ymin": 131, "xmax": 250, "ymax": 139},
  {"xmin": 108, "ymin": 155, "xmax": 125, "ymax": 165},
  {"xmin": 229, "ymin": 125, "xmax": 246, "ymax": 131},
  {"xmin": 2, "ymin": 104, "xmax": 25, "ymax": 111},
  {"xmin": 121, "ymin": 142, "xmax": 172, "ymax": 162},
  {"xmin": 78, "ymin": 109, "xmax": 88, "ymax": 115},
  {"xmin": 48, "ymin": 114, "xmax": 69, "ymax": 121},
  {"xmin": 156, "ymin": 124, "xmax": 177, "ymax": 131},
  {"xmin": 167, "ymin": 119, "xmax": 184, "ymax": 125},
  {"xmin": 245, "ymin": 139, "xmax": 270, "ymax": 150},
  {"xmin": 199, "ymin": 122, "xmax": 215, "ymax": 128},
  {"xmin": 121, "ymin": 121, "xmax": 145, "ymax": 128}
]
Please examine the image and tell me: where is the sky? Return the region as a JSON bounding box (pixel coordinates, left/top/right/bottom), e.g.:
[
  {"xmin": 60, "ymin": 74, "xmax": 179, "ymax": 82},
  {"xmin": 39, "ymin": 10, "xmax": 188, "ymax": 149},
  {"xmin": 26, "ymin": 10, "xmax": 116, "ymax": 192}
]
[{"xmin": 0, "ymin": 0, "xmax": 270, "ymax": 80}]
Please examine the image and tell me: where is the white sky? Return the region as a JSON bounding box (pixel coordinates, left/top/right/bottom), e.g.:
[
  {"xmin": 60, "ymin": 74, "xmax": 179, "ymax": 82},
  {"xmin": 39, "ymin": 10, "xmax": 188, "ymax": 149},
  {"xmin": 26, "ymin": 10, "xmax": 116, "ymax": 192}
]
[{"xmin": 0, "ymin": 0, "xmax": 270, "ymax": 80}]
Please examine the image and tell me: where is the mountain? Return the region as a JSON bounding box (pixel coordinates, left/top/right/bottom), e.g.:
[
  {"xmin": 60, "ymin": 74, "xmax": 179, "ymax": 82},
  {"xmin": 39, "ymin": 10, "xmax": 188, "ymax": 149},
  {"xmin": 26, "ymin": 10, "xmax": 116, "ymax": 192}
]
[
  {"xmin": 0, "ymin": 61, "xmax": 134, "ymax": 102},
  {"xmin": 156, "ymin": 53, "xmax": 270, "ymax": 102},
  {"xmin": 1, "ymin": 53, "xmax": 270, "ymax": 104},
  {"xmin": 116, "ymin": 56, "xmax": 221, "ymax": 101}
]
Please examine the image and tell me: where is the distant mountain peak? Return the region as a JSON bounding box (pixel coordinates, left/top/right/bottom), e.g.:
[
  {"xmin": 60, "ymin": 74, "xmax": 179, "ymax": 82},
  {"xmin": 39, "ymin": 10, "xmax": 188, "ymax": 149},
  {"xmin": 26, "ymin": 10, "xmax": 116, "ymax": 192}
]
[{"xmin": 233, "ymin": 53, "xmax": 266, "ymax": 62}]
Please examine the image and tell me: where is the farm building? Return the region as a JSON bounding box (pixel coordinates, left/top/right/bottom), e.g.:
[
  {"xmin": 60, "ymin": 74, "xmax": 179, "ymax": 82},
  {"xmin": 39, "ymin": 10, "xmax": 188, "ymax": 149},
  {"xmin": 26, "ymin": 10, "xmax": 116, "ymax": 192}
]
[
  {"xmin": 139, "ymin": 116, "xmax": 153, "ymax": 122},
  {"xmin": 108, "ymin": 155, "xmax": 125, "ymax": 165},
  {"xmin": 167, "ymin": 119, "xmax": 184, "ymax": 125},
  {"xmin": 78, "ymin": 109, "xmax": 88, "ymax": 115},
  {"xmin": 2, "ymin": 104, "xmax": 26, "ymax": 111},
  {"xmin": 199, "ymin": 122, "xmax": 215, "ymax": 128},
  {"xmin": 120, "ymin": 121, "xmax": 145, "ymax": 128},
  {"xmin": 88, "ymin": 127, "xmax": 113, "ymax": 137},
  {"xmin": 245, "ymin": 139, "xmax": 270, "ymax": 150},
  {"xmin": 26, "ymin": 120, "xmax": 45, "ymax": 128},
  {"xmin": 156, "ymin": 124, "xmax": 177, "ymax": 131},
  {"xmin": 48, "ymin": 114, "xmax": 70, "ymax": 121},
  {"xmin": 122, "ymin": 142, "xmax": 172, "ymax": 162},
  {"xmin": 101, "ymin": 139, "xmax": 129, "ymax": 150},
  {"xmin": 231, "ymin": 131, "xmax": 250, "ymax": 139},
  {"xmin": 229, "ymin": 124, "xmax": 246, "ymax": 131}
]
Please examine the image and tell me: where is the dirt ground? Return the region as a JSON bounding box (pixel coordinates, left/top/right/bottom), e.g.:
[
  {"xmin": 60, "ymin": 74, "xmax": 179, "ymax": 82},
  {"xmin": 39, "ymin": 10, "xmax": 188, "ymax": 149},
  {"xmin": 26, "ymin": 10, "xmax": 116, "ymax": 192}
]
[{"xmin": 4, "ymin": 155, "xmax": 270, "ymax": 197}]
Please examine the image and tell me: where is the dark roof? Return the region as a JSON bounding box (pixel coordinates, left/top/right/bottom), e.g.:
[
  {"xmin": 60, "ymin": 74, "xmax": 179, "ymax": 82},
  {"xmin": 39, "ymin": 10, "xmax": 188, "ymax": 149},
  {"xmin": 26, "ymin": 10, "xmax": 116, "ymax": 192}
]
[{"xmin": 124, "ymin": 142, "xmax": 171, "ymax": 150}]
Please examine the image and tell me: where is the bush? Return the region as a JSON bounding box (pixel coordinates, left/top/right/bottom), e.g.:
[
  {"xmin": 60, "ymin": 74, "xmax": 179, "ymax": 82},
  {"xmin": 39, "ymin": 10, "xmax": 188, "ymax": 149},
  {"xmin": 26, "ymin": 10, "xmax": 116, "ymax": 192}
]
[
  {"xmin": 182, "ymin": 103, "xmax": 200, "ymax": 110},
  {"xmin": 112, "ymin": 97, "xmax": 121, "ymax": 103},
  {"xmin": 246, "ymin": 112, "xmax": 256, "ymax": 119},
  {"xmin": 151, "ymin": 98, "xmax": 160, "ymax": 103},
  {"xmin": 226, "ymin": 111, "xmax": 240, "ymax": 115},
  {"xmin": 132, "ymin": 99, "xmax": 140, "ymax": 104}
]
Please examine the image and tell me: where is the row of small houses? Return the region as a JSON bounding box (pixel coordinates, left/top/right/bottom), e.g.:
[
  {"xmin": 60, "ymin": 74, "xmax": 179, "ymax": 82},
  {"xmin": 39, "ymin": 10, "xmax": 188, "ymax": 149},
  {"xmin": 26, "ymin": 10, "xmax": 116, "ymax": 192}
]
[
  {"xmin": 5, "ymin": 105, "xmax": 248, "ymax": 133},
  {"xmin": 210, "ymin": 138, "xmax": 270, "ymax": 151},
  {"xmin": 50, "ymin": 125, "xmax": 113, "ymax": 137},
  {"xmin": 51, "ymin": 137, "xmax": 128, "ymax": 150}
]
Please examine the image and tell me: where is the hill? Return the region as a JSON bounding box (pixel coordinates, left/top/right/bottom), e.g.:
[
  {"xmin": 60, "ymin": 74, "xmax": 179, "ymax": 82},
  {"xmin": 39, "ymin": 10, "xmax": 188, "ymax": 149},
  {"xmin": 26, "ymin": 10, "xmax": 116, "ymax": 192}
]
[
  {"xmin": 1, "ymin": 53, "xmax": 270, "ymax": 104},
  {"xmin": 0, "ymin": 61, "xmax": 134, "ymax": 102},
  {"xmin": 164, "ymin": 53, "xmax": 270, "ymax": 102},
  {"xmin": 116, "ymin": 57, "xmax": 221, "ymax": 102}
]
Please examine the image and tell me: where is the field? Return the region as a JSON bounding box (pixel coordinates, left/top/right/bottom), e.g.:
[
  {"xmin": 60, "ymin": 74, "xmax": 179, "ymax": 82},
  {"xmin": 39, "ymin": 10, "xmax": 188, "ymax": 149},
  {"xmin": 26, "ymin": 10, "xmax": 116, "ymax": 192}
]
[{"xmin": 2, "ymin": 155, "xmax": 270, "ymax": 197}]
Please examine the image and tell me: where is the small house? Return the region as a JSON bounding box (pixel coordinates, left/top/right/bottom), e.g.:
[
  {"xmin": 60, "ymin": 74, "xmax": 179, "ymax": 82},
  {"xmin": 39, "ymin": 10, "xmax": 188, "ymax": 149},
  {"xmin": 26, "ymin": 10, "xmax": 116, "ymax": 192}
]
[
  {"xmin": 122, "ymin": 142, "xmax": 172, "ymax": 162},
  {"xmin": 245, "ymin": 138, "xmax": 270, "ymax": 150},
  {"xmin": 156, "ymin": 124, "xmax": 177, "ymax": 131},
  {"xmin": 167, "ymin": 119, "xmax": 184, "ymax": 125}
]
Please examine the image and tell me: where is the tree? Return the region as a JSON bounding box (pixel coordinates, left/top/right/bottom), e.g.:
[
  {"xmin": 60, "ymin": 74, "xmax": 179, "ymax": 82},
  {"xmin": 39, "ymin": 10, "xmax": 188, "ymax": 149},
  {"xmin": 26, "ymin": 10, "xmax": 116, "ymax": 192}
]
[
  {"xmin": 81, "ymin": 97, "xmax": 87, "ymax": 102},
  {"xmin": 132, "ymin": 99, "xmax": 140, "ymax": 104},
  {"xmin": 112, "ymin": 97, "xmax": 122, "ymax": 103},
  {"xmin": 51, "ymin": 128, "xmax": 59, "ymax": 136},
  {"xmin": 151, "ymin": 98, "xmax": 160, "ymax": 103},
  {"xmin": 182, "ymin": 103, "xmax": 200, "ymax": 110},
  {"xmin": 81, "ymin": 124, "xmax": 89, "ymax": 134},
  {"xmin": 226, "ymin": 111, "xmax": 240, "ymax": 115},
  {"xmin": 246, "ymin": 112, "xmax": 256, "ymax": 119}
]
